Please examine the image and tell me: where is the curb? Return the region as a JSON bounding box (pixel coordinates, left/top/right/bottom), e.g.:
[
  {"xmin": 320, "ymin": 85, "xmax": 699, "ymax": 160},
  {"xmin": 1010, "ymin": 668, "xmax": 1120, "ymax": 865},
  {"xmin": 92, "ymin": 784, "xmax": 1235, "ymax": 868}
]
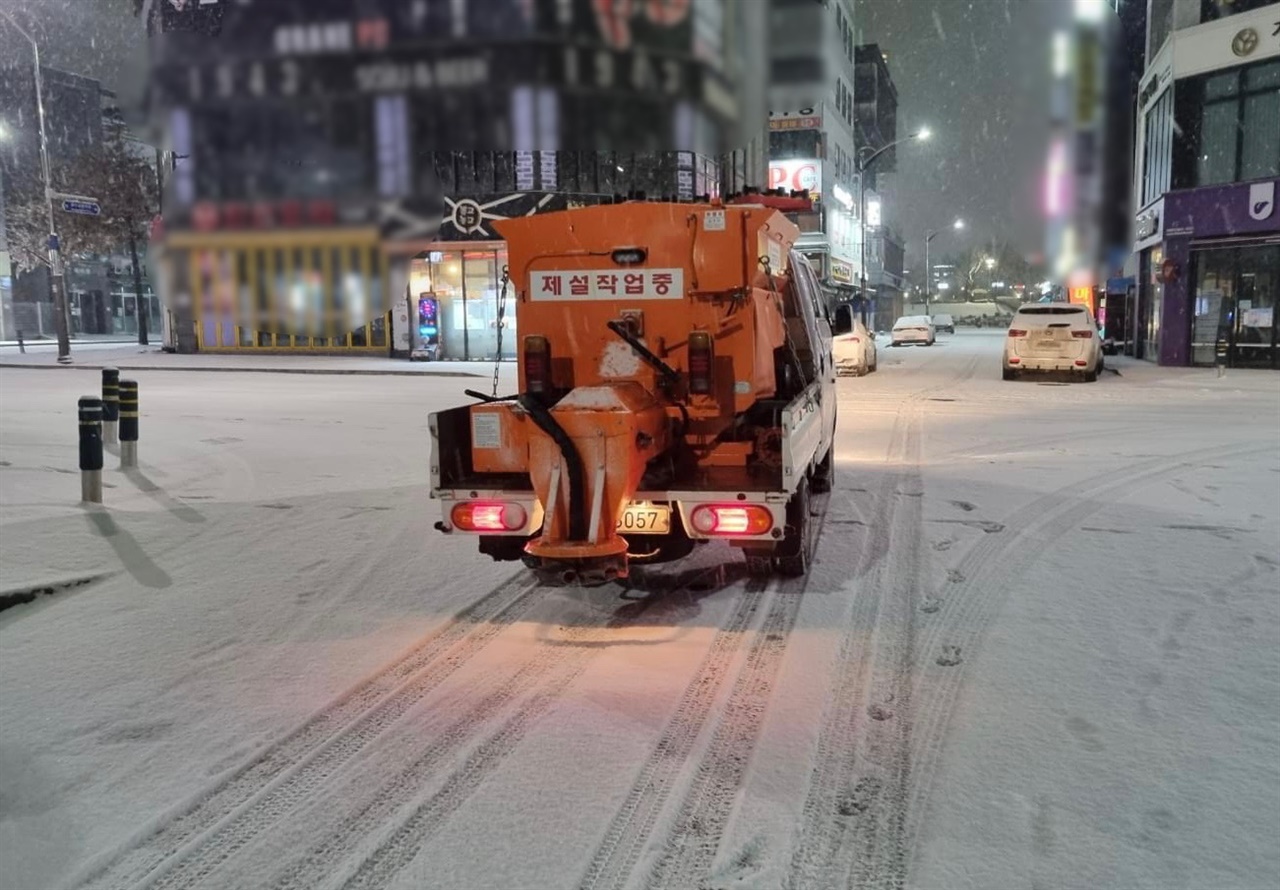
[{"xmin": 0, "ymin": 362, "xmax": 485, "ymax": 378}]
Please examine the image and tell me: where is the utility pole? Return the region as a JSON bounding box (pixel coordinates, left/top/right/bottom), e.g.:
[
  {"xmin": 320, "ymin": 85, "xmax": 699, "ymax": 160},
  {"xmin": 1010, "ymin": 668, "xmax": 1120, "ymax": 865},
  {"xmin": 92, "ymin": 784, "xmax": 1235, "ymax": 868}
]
[
  {"xmin": 2, "ymin": 11, "xmax": 72, "ymax": 363},
  {"xmin": 924, "ymin": 218, "xmax": 965, "ymax": 316},
  {"xmin": 857, "ymin": 128, "xmax": 929, "ymax": 327}
]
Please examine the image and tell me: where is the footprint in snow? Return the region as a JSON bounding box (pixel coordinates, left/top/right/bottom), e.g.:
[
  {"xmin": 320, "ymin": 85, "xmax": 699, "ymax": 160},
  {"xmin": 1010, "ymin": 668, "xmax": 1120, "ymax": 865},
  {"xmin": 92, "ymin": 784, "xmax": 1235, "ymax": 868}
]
[
  {"xmin": 947, "ymin": 569, "xmax": 965, "ymax": 583},
  {"xmin": 837, "ymin": 777, "xmax": 883, "ymax": 816},
  {"xmin": 920, "ymin": 596, "xmax": 943, "ymax": 614},
  {"xmin": 1064, "ymin": 716, "xmax": 1104, "ymax": 752},
  {"xmin": 932, "ymin": 539, "xmax": 955, "ymax": 552},
  {"xmin": 948, "ymin": 500, "xmax": 977, "ymax": 512},
  {"xmin": 868, "ymin": 702, "xmax": 894, "ymax": 721},
  {"xmin": 937, "ymin": 645, "xmax": 963, "ymax": 667}
]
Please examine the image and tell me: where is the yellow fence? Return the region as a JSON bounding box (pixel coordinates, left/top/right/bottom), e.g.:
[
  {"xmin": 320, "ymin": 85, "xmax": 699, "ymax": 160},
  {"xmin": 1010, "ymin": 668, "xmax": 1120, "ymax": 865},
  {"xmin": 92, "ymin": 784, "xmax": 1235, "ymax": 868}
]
[{"xmin": 167, "ymin": 229, "xmax": 388, "ymax": 351}]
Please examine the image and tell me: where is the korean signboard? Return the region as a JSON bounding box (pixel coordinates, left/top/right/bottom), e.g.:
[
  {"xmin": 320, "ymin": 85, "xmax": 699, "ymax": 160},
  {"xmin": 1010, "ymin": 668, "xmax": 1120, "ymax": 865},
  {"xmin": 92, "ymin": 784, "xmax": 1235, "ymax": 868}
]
[{"xmin": 529, "ymin": 269, "xmax": 685, "ymax": 301}]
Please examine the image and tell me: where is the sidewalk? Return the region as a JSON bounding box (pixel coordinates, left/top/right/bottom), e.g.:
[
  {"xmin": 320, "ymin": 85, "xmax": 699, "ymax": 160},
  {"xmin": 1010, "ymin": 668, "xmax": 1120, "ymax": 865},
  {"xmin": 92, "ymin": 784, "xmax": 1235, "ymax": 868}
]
[
  {"xmin": 0, "ymin": 336, "xmax": 140, "ymax": 349},
  {"xmin": 0, "ymin": 344, "xmax": 496, "ymax": 377}
]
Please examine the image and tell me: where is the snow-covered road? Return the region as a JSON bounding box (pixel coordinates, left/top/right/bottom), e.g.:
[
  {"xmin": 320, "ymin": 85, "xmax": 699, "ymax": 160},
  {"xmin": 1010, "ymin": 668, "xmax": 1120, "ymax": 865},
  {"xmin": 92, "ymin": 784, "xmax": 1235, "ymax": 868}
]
[{"xmin": 2, "ymin": 332, "xmax": 1277, "ymax": 890}]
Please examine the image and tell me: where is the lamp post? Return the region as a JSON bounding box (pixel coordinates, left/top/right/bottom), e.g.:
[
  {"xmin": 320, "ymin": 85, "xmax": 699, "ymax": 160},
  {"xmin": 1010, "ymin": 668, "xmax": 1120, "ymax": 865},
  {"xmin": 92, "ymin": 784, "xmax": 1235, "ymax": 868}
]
[
  {"xmin": 1, "ymin": 10, "xmax": 71, "ymax": 362},
  {"xmin": 857, "ymin": 127, "xmax": 929, "ymax": 325},
  {"xmin": 924, "ymin": 218, "xmax": 964, "ymax": 315}
]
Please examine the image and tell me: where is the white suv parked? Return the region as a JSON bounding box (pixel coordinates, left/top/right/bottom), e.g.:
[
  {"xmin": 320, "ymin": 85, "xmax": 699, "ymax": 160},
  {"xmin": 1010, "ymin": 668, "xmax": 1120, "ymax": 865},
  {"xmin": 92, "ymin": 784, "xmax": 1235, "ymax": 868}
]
[{"xmin": 1003, "ymin": 303, "xmax": 1104, "ymax": 382}]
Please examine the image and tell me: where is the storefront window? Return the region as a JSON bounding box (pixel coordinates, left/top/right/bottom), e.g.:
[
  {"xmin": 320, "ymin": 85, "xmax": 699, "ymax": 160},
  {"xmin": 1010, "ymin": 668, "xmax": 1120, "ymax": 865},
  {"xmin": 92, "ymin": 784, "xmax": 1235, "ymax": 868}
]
[
  {"xmin": 410, "ymin": 247, "xmax": 513, "ymax": 360},
  {"xmin": 1193, "ymin": 244, "xmax": 1279, "ymax": 369}
]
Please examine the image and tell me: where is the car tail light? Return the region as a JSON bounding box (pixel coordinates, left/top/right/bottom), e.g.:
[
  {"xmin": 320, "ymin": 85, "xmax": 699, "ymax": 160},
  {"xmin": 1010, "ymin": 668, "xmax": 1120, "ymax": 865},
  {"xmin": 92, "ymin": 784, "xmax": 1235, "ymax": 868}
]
[
  {"xmin": 1074, "ymin": 360, "xmax": 1087, "ymax": 366},
  {"xmin": 688, "ymin": 331, "xmax": 714, "ymax": 395},
  {"xmin": 1071, "ymin": 330, "xmax": 1093, "ymax": 338},
  {"xmin": 524, "ymin": 336, "xmax": 551, "ymax": 394},
  {"xmin": 689, "ymin": 504, "xmax": 773, "ymax": 536},
  {"xmin": 1008, "ymin": 357, "xmax": 1021, "ymax": 364},
  {"xmin": 451, "ymin": 501, "xmax": 528, "ymax": 532},
  {"xmin": 1008, "ymin": 329, "xmax": 1027, "ymax": 338}
]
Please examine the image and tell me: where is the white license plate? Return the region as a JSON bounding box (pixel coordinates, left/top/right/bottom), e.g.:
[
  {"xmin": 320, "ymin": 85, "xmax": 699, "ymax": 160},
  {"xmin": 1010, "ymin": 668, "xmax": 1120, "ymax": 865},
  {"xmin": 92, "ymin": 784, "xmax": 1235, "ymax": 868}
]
[
  {"xmin": 616, "ymin": 503, "xmax": 671, "ymax": 534},
  {"xmin": 1036, "ymin": 339, "xmax": 1057, "ymax": 348}
]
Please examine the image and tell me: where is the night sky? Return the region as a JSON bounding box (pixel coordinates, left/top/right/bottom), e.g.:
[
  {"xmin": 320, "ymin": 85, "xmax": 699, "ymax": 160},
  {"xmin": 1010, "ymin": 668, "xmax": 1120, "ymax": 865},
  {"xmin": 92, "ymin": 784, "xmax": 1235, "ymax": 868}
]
[
  {"xmin": 9, "ymin": 0, "xmax": 1066, "ymax": 272},
  {"xmin": 859, "ymin": 0, "xmax": 1066, "ymax": 273}
]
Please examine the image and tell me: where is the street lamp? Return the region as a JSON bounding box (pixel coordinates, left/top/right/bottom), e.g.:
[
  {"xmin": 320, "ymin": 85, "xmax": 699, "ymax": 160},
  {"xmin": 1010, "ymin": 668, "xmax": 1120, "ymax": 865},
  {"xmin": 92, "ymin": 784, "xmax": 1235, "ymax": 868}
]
[
  {"xmin": 0, "ymin": 10, "xmax": 71, "ymax": 362},
  {"xmin": 924, "ymin": 218, "xmax": 965, "ymax": 314},
  {"xmin": 857, "ymin": 127, "xmax": 930, "ymax": 325}
]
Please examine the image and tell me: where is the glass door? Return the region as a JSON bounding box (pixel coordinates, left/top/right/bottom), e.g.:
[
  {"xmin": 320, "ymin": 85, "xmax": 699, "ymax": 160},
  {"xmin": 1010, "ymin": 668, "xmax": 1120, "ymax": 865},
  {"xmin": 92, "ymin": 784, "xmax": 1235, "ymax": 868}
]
[
  {"xmin": 1144, "ymin": 247, "xmax": 1163, "ymax": 361},
  {"xmin": 1233, "ymin": 244, "xmax": 1278, "ymax": 369},
  {"xmin": 463, "ymin": 251, "xmax": 499, "ymax": 361},
  {"xmin": 1191, "ymin": 247, "xmax": 1233, "ymax": 366}
]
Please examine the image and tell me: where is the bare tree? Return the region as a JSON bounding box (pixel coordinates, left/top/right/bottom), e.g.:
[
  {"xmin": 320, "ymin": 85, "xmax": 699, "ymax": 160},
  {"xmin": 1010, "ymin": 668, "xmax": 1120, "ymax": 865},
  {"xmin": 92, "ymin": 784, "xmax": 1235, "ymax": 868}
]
[{"xmin": 6, "ymin": 112, "xmax": 157, "ymax": 341}]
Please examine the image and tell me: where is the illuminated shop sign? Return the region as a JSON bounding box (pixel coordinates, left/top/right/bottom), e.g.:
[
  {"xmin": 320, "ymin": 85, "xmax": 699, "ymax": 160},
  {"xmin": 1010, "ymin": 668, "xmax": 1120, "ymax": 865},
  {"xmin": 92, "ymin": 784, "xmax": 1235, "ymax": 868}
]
[{"xmin": 768, "ymin": 159, "xmax": 820, "ymax": 195}]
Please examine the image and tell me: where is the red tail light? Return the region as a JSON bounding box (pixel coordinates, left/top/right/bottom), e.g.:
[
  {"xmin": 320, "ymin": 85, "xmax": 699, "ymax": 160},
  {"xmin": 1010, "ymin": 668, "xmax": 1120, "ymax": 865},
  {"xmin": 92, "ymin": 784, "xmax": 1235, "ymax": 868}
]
[
  {"xmin": 1071, "ymin": 330, "xmax": 1093, "ymax": 338},
  {"xmin": 1008, "ymin": 329, "xmax": 1027, "ymax": 338},
  {"xmin": 689, "ymin": 504, "xmax": 773, "ymax": 536},
  {"xmin": 524, "ymin": 336, "xmax": 551, "ymax": 394},
  {"xmin": 688, "ymin": 331, "xmax": 714, "ymax": 395},
  {"xmin": 451, "ymin": 501, "xmax": 528, "ymax": 532}
]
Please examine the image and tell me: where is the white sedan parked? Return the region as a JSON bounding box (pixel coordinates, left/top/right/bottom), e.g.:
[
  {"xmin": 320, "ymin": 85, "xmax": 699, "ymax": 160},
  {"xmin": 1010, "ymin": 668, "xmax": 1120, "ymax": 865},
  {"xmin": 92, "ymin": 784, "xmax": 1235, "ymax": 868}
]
[
  {"xmin": 833, "ymin": 316, "xmax": 878, "ymax": 376},
  {"xmin": 1002, "ymin": 302, "xmax": 1105, "ymax": 381},
  {"xmin": 892, "ymin": 315, "xmax": 936, "ymax": 347}
]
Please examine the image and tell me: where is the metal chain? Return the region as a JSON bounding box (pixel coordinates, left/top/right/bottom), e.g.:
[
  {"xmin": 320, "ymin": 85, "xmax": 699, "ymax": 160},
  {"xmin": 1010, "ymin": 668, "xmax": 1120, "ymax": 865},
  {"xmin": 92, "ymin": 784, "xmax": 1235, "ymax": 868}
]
[{"xmin": 492, "ymin": 264, "xmax": 510, "ymax": 398}]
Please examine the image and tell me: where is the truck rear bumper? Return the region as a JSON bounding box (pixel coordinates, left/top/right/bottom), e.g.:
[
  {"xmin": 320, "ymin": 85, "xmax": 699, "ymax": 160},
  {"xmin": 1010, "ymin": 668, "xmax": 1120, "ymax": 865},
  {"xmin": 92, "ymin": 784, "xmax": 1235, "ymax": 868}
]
[{"xmin": 434, "ymin": 489, "xmax": 789, "ymax": 544}]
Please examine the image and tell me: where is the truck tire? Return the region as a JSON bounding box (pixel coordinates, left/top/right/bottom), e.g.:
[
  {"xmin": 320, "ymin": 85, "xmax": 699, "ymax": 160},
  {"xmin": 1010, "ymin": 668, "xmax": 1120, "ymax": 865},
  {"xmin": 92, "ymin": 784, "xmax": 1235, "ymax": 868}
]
[
  {"xmin": 776, "ymin": 478, "xmax": 815, "ymax": 577},
  {"xmin": 811, "ymin": 444, "xmax": 835, "ymax": 493}
]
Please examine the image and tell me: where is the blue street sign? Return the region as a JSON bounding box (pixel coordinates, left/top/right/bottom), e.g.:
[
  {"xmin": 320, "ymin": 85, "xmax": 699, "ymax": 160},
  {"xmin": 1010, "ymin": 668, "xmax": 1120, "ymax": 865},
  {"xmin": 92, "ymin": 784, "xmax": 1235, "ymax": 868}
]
[{"xmin": 62, "ymin": 199, "xmax": 101, "ymax": 216}]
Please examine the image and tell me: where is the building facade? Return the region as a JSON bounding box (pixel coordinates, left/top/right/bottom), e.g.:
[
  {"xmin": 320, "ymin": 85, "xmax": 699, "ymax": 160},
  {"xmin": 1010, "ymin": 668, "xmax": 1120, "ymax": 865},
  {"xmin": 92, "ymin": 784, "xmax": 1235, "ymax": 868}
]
[
  {"xmin": 854, "ymin": 43, "xmax": 902, "ymax": 330},
  {"xmin": 1132, "ymin": 0, "xmax": 1279, "ymax": 368},
  {"xmin": 144, "ymin": 0, "xmax": 758, "ymax": 356},
  {"xmin": 766, "ymin": 0, "xmax": 859, "ymax": 307}
]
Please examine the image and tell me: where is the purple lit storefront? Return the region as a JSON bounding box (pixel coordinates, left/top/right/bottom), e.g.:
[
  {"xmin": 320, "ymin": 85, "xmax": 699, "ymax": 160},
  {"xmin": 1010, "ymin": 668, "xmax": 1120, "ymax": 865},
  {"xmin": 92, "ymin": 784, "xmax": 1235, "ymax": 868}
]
[{"xmin": 1134, "ymin": 178, "xmax": 1280, "ymax": 369}]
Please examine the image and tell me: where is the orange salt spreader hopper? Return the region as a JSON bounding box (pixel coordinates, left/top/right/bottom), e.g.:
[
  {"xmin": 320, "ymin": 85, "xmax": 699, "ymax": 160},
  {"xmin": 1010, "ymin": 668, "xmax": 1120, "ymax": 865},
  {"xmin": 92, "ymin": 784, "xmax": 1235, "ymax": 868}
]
[{"xmin": 462, "ymin": 200, "xmax": 801, "ymax": 584}]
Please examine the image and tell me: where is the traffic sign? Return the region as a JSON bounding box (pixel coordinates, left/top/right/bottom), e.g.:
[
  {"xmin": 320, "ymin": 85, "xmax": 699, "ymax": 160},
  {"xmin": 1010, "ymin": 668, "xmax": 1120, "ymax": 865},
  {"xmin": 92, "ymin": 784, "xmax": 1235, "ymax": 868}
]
[{"xmin": 61, "ymin": 199, "xmax": 101, "ymax": 216}]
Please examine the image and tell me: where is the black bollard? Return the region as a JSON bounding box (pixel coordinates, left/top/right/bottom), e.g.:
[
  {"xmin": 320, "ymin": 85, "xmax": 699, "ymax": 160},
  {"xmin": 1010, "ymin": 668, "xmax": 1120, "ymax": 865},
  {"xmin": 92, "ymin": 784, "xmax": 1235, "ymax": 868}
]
[
  {"xmin": 17, "ymin": 330, "xmax": 25, "ymax": 354},
  {"xmin": 79, "ymin": 396, "xmax": 104, "ymax": 503},
  {"xmin": 119, "ymin": 379, "xmax": 139, "ymax": 468},
  {"xmin": 101, "ymin": 367, "xmax": 120, "ymax": 445}
]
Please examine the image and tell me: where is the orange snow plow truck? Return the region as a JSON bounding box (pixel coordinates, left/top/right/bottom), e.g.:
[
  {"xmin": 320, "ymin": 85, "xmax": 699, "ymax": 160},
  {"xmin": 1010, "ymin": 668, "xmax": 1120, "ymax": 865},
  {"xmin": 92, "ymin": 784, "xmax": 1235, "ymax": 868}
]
[{"xmin": 429, "ymin": 192, "xmax": 837, "ymax": 586}]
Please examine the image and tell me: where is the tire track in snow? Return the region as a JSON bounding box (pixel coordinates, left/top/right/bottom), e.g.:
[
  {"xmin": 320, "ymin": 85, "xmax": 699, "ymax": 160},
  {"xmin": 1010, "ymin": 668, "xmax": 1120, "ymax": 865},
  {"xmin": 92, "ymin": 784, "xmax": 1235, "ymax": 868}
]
[
  {"xmin": 787, "ymin": 398, "xmax": 919, "ymax": 890},
  {"xmin": 574, "ymin": 578, "xmax": 773, "ymax": 890},
  {"xmin": 77, "ymin": 572, "xmax": 544, "ymax": 890},
  {"xmin": 836, "ymin": 399, "xmax": 925, "ymax": 890},
  {"xmin": 643, "ymin": 502, "xmax": 836, "ymax": 890},
  {"xmin": 902, "ymin": 440, "xmax": 1276, "ymax": 870},
  {"xmin": 279, "ymin": 582, "xmax": 770, "ymax": 890}
]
